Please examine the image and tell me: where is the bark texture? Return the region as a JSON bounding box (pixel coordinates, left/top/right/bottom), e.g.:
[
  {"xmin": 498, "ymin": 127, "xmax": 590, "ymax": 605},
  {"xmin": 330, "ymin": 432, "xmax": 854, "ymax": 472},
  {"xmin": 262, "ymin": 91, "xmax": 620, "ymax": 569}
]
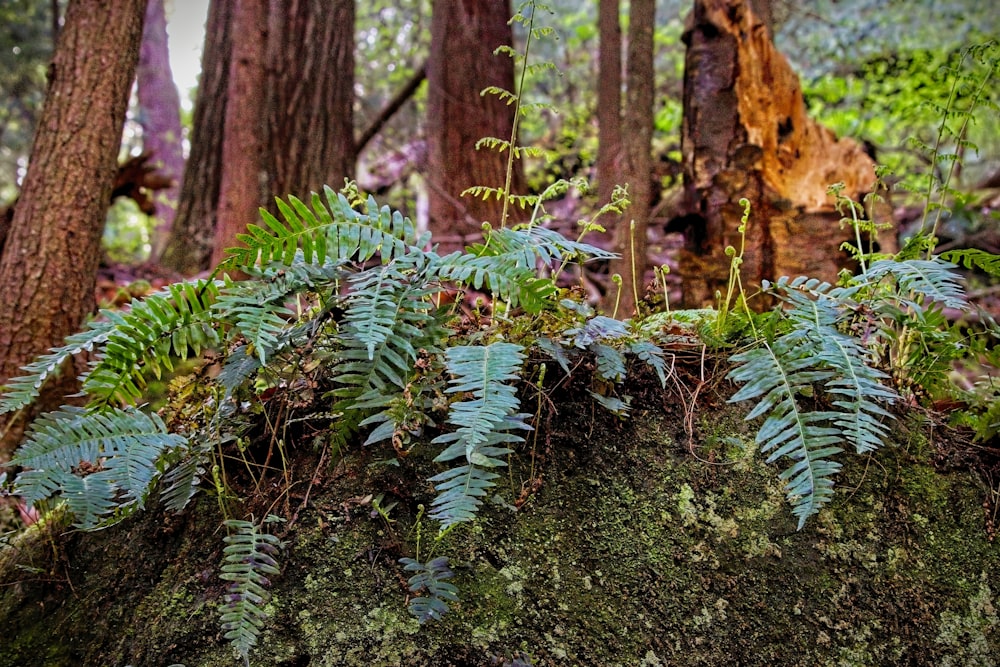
[
  {"xmin": 595, "ymin": 0, "xmax": 622, "ymax": 206},
  {"xmin": 137, "ymin": 0, "xmax": 186, "ymax": 261},
  {"xmin": 264, "ymin": 0, "xmax": 355, "ymax": 206},
  {"xmin": 607, "ymin": 0, "xmax": 655, "ymax": 318},
  {"xmin": 0, "ymin": 0, "xmax": 146, "ymax": 459},
  {"xmin": 211, "ymin": 0, "xmax": 268, "ymax": 269},
  {"xmin": 677, "ymin": 0, "xmax": 877, "ymax": 307},
  {"xmin": 1, "ymin": 384, "xmax": 997, "ymax": 665},
  {"xmin": 159, "ymin": 0, "xmax": 231, "ymax": 275},
  {"xmin": 426, "ymin": 0, "xmax": 520, "ymax": 252}
]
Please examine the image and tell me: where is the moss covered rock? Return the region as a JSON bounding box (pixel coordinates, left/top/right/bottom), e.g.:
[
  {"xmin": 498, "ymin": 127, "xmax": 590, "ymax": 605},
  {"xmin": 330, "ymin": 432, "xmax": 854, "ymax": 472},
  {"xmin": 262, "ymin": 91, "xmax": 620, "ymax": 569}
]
[{"xmin": 1, "ymin": 387, "xmax": 997, "ymax": 666}]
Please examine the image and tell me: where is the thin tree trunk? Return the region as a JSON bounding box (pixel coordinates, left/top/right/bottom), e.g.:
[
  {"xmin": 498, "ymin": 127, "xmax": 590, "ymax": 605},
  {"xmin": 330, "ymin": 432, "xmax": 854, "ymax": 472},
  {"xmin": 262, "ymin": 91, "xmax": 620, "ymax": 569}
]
[
  {"xmin": 212, "ymin": 0, "xmax": 267, "ymax": 269},
  {"xmin": 0, "ymin": 0, "xmax": 147, "ymax": 460},
  {"xmin": 264, "ymin": 0, "xmax": 355, "ymax": 205},
  {"xmin": 426, "ymin": 0, "xmax": 520, "ymax": 252},
  {"xmin": 607, "ymin": 0, "xmax": 655, "ymax": 318},
  {"xmin": 596, "ymin": 0, "xmax": 623, "ymax": 206},
  {"xmin": 159, "ymin": 0, "xmax": 231, "ymax": 275},
  {"xmin": 137, "ymin": 0, "xmax": 185, "ymax": 261}
]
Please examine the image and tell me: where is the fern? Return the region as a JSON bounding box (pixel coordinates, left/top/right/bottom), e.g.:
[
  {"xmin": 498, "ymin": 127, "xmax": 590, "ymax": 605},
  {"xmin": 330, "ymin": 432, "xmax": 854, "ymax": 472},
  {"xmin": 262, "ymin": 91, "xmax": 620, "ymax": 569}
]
[
  {"xmin": 226, "ymin": 187, "xmax": 424, "ymax": 269},
  {"xmin": 10, "ymin": 406, "xmax": 186, "ymax": 528},
  {"xmin": 0, "ymin": 320, "xmax": 115, "ymax": 414},
  {"xmin": 400, "ymin": 556, "xmax": 459, "ymax": 623},
  {"xmin": 728, "ymin": 277, "xmax": 899, "ymax": 528},
  {"xmin": 219, "ymin": 518, "xmax": 283, "ymax": 666},
  {"xmin": 429, "ymin": 343, "xmax": 531, "ymax": 531},
  {"xmin": 864, "ymin": 257, "xmax": 967, "ymax": 310},
  {"xmin": 940, "ymin": 248, "xmax": 1000, "ymax": 278},
  {"xmin": 83, "ymin": 279, "xmax": 221, "ymax": 406}
]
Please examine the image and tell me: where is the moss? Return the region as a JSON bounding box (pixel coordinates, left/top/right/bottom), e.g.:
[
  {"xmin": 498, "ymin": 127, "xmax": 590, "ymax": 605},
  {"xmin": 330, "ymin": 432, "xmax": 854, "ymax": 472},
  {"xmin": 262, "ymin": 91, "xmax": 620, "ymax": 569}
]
[{"xmin": 1, "ymin": 394, "xmax": 998, "ymax": 666}]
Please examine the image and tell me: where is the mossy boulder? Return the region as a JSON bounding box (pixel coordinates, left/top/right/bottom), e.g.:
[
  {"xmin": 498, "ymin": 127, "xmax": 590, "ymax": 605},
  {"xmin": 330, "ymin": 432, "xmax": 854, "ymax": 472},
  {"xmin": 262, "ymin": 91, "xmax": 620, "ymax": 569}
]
[{"xmin": 1, "ymin": 384, "xmax": 997, "ymax": 666}]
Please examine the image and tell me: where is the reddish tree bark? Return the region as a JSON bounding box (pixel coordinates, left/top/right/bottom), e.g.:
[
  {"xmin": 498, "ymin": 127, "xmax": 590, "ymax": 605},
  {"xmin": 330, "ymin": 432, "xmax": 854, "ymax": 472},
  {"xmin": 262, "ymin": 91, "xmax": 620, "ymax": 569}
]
[
  {"xmin": 0, "ymin": 0, "xmax": 147, "ymax": 459},
  {"xmin": 211, "ymin": 0, "xmax": 268, "ymax": 269},
  {"xmin": 595, "ymin": 0, "xmax": 623, "ymax": 207},
  {"xmin": 426, "ymin": 0, "xmax": 521, "ymax": 252},
  {"xmin": 607, "ymin": 0, "xmax": 655, "ymax": 318}
]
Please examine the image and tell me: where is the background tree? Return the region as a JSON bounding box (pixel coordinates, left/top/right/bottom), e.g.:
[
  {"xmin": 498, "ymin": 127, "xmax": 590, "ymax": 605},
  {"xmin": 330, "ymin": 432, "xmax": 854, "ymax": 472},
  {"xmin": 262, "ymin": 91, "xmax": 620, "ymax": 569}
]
[
  {"xmin": 159, "ymin": 0, "xmax": 231, "ymax": 274},
  {"xmin": 211, "ymin": 0, "xmax": 267, "ymax": 269},
  {"xmin": 675, "ymin": 0, "xmax": 876, "ymax": 307},
  {"xmin": 162, "ymin": 0, "xmax": 357, "ymax": 274},
  {"xmin": 137, "ymin": 0, "xmax": 186, "ymax": 260},
  {"xmin": 426, "ymin": 0, "xmax": 521, "ymax": 251},
  {"xmin": 605, "ymin": 0, "xmax": 655, "ymax": 317},
  {"xmin": 595, "ymin": 0, "xmax": 622, "ymax": 207},
  {"xmin": 0, "ymin": 0, "xmax": 147, "ymax": 459}
]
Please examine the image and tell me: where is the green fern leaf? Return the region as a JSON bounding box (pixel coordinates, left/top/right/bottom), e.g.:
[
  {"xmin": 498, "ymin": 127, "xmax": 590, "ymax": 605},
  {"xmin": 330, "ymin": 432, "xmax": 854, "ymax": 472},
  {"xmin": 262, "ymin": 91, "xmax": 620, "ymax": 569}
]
[
  {"xmin": 11, "ymin": 406, "xmax": 186, "ymax": 528},
  {"xmin": 940, "ymin": 248, "xmax": 1000, "ymax": 278},
  {"xmin": 728, "ymin": 340, "xmax": 844, "ymax": 529},
  {"xmin": 228, "ymin": 188, "xmax": 424, "ymax": 270},
  {"xmin": 592, "ymin": 343, "xmax": 626, "ymax": 383},
  {"xmin": 630, "ymin": 341, "xmax": 670, "ymax": 388},
  {"xmin": 866, "ymin": 258, "xmax": 967, "ymax": 309},
  {"xmin": 429, "ymin": 343, "xmax": 530, "ymax": 530},
  {"xmin": 83, "ymin": 280, "xmax": 221, "ymax": 407},
  {"xmin": 400, "ymin": 556, "xmax": 459, "ymax": 623},
  {"xmin": 219, "ymin": 518, "xmax": 283, "ymax": 665},
  {"xmin": 0, "ymin": 320, "xmax": 115, "ymax": 414}
]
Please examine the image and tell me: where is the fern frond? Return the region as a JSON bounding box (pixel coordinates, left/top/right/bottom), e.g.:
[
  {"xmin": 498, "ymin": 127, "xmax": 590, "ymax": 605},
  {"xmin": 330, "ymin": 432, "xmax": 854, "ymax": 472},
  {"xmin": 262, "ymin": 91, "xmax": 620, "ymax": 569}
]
[
  {"xmin": 566, "ymin": 315, "xmax": 629, "ymax": 348},
  {"xmin": 630, "ymin": 341, "xmax": 670, "ymax": 388},
  {"xmin": 431, "ymin": 251, "xmax": 556, "ymax": 314},
  {"xmin": 227, "ymin": 187, "xmax": 424, "ymax": 270},
  {"xmin": 83, "ymin": 279, "xmax": 221, "ymax": 407},
  {"xmin": 728, "ymin": 340, "xmax": 844, "ymax": 529},
  {"xmin": 400, "ymin": 556, "xmax": 459, "ymax": 623},
  {"xmin": 429, "ymin": 343, "xmax": 530, "ymax": 530},
  {"xmin": 940, "ymin": 248, "xmax": 1000, "ymax": 278},
  {"xmin": 0, "ymin": 320, "xmax": 116, "ymax": 414},
  {"xmin": 219, "ymin": 518, "xmax": 283, "ymax": 666},
  {"xmin": 11, "ymin": 406, "xmax": 186, "ymax": 528},
  {"xmin": 332, "ymin": 255, "xmax": 449, "ymax": 397},
  {"xmin": 866, "ymin": 258, "xmax": 967, "ymax": 309},
  {"xmin": 592, "ymin": 343, "xmax": 626, "ymax": 383}
]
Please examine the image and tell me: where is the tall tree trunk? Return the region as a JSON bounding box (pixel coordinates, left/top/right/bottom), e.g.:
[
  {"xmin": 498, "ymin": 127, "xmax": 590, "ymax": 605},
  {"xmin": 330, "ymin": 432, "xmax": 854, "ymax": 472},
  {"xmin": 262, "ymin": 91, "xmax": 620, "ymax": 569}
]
[
  {"xmin": 426, "ymin": 0, "xmax": 520, "ymax": 252},
  {"xmin": 595, "ymin": 0, "xmax": 622, "ymax": 207},
  {"xmin": 677, "ymin": 0, "xmax": 876, "ymax": 308},
  {"xmin": 159, "ymin": 0, "xmax": 231, "ymax": 275},
  {"xmin": 161, "ymin": 0, "xmax": 356, "ymax": 275},
  {"xmin": 211, "ymin": 0, "xmax": 268, "ymax": 269},
  {"xmin": 607, "ymin": 0, "xmax": 655, "ymax": 318},
  {"xmin": 264, "ymin": 0, "xmax": 355, "ymax": 204},
  {"xmin": 0, "ymin": 0, "xmax": 147, "ymax": 460},
  {"xmin": 137, "ymin": 0, "xmax": 185, "ymax": 261}
]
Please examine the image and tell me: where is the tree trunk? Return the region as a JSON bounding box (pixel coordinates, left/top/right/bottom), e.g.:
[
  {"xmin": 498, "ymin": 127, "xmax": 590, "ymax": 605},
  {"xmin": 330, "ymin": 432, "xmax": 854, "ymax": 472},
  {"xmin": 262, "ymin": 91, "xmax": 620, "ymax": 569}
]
[
  {"xmin": 161, "ymin": 0, "xmax": 356, "ymax": 274},
  {"xmin": 426, "ymin": 0, "xmax": 521, "ymax": 252},
  {"xmin": 137, "ymin": 0, "xmax": 186, "ymax": 261},
  {"xmin": 607, "ymin": 0, "xmax": 655, "ymax": 318},
  {"xmin": 159, "ymin": 0, "xmax": 231, "ymax": 275},
  {"xmin": 264, "ymin": 0, "xmax": 355, "ymax": 205},
  {"xmin": 0, "ymin": 0, "xmax": 146, "ymax": 460},
  {"xmin": 677, "ymin": 0, "xmax": 876, "ymax": 308},
  {"xmin": 211, "ymin": 0, "xmax": 268, "ymax": 269},
  {"xmin": 595, "ymin": 0, "xmax": 622, "ymax": 207}
]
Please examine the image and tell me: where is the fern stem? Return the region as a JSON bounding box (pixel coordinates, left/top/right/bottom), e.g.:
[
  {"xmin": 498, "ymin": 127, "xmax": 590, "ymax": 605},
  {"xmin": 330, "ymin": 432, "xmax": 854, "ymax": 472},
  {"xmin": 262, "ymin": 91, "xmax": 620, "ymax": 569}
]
[{"xmin": 499, "ymin": 1, "xmax": 537, "ymax": 229}]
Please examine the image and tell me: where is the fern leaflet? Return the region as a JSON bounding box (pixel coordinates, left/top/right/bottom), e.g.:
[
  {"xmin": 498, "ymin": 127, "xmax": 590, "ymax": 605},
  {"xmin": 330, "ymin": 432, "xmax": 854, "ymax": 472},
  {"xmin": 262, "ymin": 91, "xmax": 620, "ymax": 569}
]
[
  {"xmin": 10, "ymin": 406, "xmax": 186, "ymax": 528},
  {"xmin": 219, "ymin": 518, "xmax": 283, "ymax": 666},
  {"xmin": 429, "ymin": 343, "xmax": 531, "ymax": 530},
  {"xmin": 400, "ymin": 556, "xmax": 459, "ymax": 623}
]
